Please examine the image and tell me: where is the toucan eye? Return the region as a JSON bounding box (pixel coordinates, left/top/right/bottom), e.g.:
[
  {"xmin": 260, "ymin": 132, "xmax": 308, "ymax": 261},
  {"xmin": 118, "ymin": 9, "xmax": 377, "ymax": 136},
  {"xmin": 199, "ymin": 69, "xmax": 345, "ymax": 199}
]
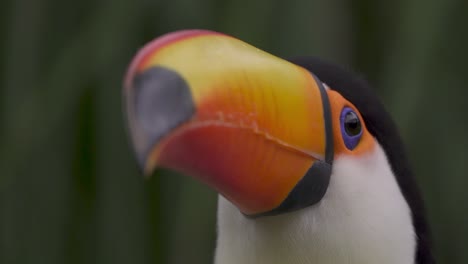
[{"xmin": 340, "ymin": 107, "xmax": 362, "ymax": 150}]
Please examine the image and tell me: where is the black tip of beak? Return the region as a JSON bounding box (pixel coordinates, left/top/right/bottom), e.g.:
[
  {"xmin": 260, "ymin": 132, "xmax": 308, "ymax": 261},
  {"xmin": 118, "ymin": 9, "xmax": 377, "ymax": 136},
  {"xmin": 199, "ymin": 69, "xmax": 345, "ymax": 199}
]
[{"xmin": 125, "ymin": 66, "xmax": 195, "ymax": 171}]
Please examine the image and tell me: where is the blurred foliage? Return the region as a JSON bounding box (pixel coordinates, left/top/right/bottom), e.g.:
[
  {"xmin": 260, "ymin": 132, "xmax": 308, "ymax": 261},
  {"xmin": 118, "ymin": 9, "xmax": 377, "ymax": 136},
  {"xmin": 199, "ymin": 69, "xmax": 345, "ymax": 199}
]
[{"xmin": 0, "ymin": 0, "xmax": 467, "ymax": 263}]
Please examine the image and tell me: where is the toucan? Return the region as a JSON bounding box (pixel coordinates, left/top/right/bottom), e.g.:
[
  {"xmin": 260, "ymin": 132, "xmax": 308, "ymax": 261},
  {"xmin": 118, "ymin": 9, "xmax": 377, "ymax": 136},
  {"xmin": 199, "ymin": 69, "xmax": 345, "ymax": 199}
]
[{"xmin": 123, "ymin": 30, "xmax": 434, "ymax": 264}]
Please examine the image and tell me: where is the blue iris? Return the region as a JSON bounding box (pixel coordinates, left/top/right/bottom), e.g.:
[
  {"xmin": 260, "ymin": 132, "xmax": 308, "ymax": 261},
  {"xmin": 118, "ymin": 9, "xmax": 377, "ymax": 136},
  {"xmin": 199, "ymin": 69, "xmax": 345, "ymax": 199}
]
[{"xmin": 340, "ymin": 107, "xmax": 362, "ymax": 150}]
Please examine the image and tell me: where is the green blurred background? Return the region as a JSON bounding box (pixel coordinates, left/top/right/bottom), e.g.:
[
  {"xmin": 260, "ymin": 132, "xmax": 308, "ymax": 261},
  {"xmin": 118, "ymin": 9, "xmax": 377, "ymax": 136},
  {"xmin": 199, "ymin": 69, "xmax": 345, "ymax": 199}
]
[{"xmin": 1, "ymin": 0, "xmax": 467, "ymax": 263}]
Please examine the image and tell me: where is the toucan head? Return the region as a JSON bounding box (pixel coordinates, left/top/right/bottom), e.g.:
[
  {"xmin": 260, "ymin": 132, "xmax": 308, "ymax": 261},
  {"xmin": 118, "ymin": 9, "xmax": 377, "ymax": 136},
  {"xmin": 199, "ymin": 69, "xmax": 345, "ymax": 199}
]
[
  {"xmin": 123, "ymin": 29, "xmax": 378, "ymax": 217},
  {"xmin": 123, "ymin": 29, "xmax": 435, "ymax": 264}
]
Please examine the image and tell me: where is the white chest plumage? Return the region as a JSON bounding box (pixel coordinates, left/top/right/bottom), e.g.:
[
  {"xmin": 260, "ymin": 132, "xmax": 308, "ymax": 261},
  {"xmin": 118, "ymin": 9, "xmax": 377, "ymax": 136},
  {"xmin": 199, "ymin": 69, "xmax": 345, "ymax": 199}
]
[{"xmin": 214, "ymin": 144, "xmax": 415, "ymax": 264}]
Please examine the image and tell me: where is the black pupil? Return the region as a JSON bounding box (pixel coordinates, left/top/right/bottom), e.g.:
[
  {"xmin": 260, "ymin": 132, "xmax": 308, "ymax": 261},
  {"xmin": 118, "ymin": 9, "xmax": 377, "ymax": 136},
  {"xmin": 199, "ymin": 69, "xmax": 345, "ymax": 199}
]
[{"xmin": 344, "ymin": 111, "xmax": 361, "ymax": 136}]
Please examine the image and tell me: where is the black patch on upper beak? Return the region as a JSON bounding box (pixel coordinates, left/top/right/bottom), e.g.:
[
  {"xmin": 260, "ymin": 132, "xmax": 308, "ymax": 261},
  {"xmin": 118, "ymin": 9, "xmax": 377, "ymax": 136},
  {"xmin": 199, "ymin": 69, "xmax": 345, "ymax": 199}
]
[{"xmin": 126, "ymin": 66, "xmax": 195, "ymax": 169}]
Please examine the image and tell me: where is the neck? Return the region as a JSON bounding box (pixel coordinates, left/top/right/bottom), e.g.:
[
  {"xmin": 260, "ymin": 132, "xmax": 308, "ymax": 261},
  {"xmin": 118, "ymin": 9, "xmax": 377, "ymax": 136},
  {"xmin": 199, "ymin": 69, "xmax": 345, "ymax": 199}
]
[{"xmin": 214, "ymin": 145, "xmax": 416, "ymax": 264}]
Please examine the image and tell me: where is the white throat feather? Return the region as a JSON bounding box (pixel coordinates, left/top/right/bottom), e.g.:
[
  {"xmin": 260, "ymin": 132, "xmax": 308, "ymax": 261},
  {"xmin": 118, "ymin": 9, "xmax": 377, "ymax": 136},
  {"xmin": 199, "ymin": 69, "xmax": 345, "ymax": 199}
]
[{"xmin": 215, "ymin": 143, "xmax": 415, "ymax": 264}]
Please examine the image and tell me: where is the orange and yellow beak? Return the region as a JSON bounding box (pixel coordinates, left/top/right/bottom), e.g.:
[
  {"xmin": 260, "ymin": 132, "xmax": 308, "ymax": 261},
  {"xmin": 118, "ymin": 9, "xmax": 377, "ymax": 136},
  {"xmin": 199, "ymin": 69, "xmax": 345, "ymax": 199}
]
[{"xmin": 124, "ymin": 30, "xmax": 333, "ymax": 216}]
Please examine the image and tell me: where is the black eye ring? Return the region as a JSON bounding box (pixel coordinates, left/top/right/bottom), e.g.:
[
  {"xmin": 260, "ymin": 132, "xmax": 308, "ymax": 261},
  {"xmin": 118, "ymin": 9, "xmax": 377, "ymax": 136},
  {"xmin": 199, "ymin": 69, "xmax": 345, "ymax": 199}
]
[{"xmin": 340, "ymin": 107, "xmax": 363, "ymax": 150}]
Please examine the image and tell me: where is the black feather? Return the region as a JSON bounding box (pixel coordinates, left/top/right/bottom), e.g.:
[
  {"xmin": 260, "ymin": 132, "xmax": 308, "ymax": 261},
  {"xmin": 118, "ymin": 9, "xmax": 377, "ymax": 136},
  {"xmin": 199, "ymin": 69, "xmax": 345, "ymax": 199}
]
[{"xmin": 288, "ymin": 56, "xmax": 435, "ymax": 264}]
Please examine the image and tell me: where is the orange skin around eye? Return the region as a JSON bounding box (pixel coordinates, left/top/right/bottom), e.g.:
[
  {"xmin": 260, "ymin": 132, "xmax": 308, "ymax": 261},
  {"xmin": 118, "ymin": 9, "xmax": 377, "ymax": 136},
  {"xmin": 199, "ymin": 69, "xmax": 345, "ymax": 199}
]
[{"xmin": 327, "ymin": 90, "xmax": 375, "ymax": 157}]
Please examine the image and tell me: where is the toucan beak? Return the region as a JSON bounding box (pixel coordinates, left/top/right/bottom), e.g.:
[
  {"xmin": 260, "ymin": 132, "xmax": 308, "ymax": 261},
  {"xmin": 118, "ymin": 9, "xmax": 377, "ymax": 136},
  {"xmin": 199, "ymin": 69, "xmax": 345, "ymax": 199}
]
[{"xmin": 124, "ymin": 30, "xmax": 333, "ymax": 216}]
